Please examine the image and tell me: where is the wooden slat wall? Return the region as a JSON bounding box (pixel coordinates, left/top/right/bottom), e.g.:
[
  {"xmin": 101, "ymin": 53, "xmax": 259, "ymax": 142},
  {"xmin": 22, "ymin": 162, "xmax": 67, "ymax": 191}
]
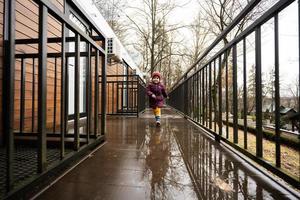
[
  {"xmin": 0, "ymin": 0, "xmax": 124, "ymax": 144},
  {"xmin": 13, "ymin": 0, "xmax": 64, "ymax": 133},
  {"xmin": 107, "ymin": 63, "xmax": 125, "ymax": 114}
]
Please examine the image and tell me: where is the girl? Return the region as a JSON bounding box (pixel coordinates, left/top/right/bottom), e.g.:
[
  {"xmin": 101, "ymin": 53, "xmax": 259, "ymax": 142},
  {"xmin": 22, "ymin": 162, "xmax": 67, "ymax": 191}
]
[{"xmin": 146, "ymin": 71, "xmax": 168, "ymax": 126}]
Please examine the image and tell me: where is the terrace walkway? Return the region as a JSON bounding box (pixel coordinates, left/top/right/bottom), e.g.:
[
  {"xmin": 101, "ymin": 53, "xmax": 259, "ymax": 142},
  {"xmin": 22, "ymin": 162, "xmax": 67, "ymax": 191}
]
[{"xmin": 35, "ymin": 108, "xmax": 299, "ymax": 200}]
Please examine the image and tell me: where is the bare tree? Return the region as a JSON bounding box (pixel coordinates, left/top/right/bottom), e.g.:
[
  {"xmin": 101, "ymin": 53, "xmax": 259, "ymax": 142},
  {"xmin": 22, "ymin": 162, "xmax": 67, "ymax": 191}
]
[
  {"xmin": 185, "ymin": 12, "xmax": 211, "ymax": 68},
  {"xmin": 124, "ymin": 0, "xmax": 188, "ymax": 88},
  {"xmin": 288, "ymin": 76, "xmax": 300, "ymax": 112},
  {"xmin": 194, "ymin": 0, "xmax": 276, "ymax": 125},
  {"xmin": 247, "ymin": 64, "xmax": 256, "ymax": 114},
  {"xmin": 93, "ymin": 0, "xmax": 129, "ymax": 43}
]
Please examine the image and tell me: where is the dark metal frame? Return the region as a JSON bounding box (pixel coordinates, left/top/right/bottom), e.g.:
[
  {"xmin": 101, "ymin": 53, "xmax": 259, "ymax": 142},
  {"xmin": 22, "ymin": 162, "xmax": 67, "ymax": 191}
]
[
  {"xmin": 101, "ymin": 74, "xmax": 146, "ymax": 116},
  {"xmin": 2, "ymin": 0, "xmax": 107, "ymax": 197},
  {"xmin": 168, "ymin": 0, "xmax": 300, "ymax": 189}
]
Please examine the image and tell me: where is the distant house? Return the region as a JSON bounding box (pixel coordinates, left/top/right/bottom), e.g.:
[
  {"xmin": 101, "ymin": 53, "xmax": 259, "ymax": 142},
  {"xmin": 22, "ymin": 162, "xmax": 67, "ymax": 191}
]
[
  {"xmin": 279, "ymin": 106, "xmax": 297, "ymax": 118},
  {"xmin": 286, "ymin": 112, "xmax": 300, "ymax": 133}
]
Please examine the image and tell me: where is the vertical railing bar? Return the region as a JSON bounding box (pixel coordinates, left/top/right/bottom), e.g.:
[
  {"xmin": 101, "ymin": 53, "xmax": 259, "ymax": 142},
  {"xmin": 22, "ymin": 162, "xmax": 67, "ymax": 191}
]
[
  {"xmin": 274, "ymin": 14, "xmax": 281, "ymax": 167},
  {"xmin": 202, "ymin": 69, "xmax": 205, "ymax": 125},
  {"xmin": 233, "ymin": 44, "xmax": 238, "ymax": 144},
  {"xmin": 183, "ymin": 75, "xmax": 189, "ymax": 115},
  {"xmin": 86, "ymin": 43, "xmax": 91, "ymax": 143},
  {"xmin": 101, "ymin": 49, "xmax": 107, "ymax": 136},
  {"xmin": 136, "ymin": 77, "xmax": 139, "ymax": 116},
  {"xmin": 117, "ymin": 81, "xmax": 119, "ymax": 114},
  {"xmin": 32, "ymin": 58, "xmax": 35, "ymax": 132},
  {"xmin": 209, "ymin": 63, "xmax": 212, "ymax": 129},
  {"xmin": 53, "ymin": 57, "xmax": 57, "ymax": 133},
  {"xmin": 60, "ymin": 22, "xmax": 66, "ymax": 159},
  {"xmin": 37, "ymin": 4, "xmax": 48, "ymax": 173},
  {"xmin": 255, "ymin": 26, "xmax": 263, "ymax": 157},
  {"xmin": 206, "ymin": 67, "xmax": 209, "ymax": 127},
  {"xmin": 65, "ymin": 58, "xmax": 69, "ymax": 140},
  {"xmin": 214, "ymin": 59, "xmax": 217, "ymax": 132},
  {"xmin": 226, "ymin": 49, "xmax": 229, "ymax": 139},
  {"xmin": 298, "ymin": 0, "xmax": 300, "ymax": 136},
  {"xmin": 218, "ymin": 55, "xmax": 222, "ymax": 138},
  {"xmin": 243, "ymin": 38, "xmax": 248, "ymax": 149},
  {"xmin": 188, "ymin": 77, "xmax": 193, "ymax": 116},
  {"xmin": 3, "ymin": 0, "xmax": 16, "ymax": 191},
  {"xmin": 111, "ymin": 82, "xmax": 115, "ymax": 113},
  {"xmin": 126, "ymin": 74, "xmax": 129, "ymax": 111},
  {"xmin": 187, "ymin": 79, "xmax": 189, "ymax": 116},
  {"xmin": 191, "ymin": 76, "xmax": 193, "ymax": 118},
  {"xmin": 74, "ymin": 34, "xmax": 80, "ymax": 150},
  {"xmin": 199, "ymin": 70, "xmax": 202, "ymax": 123},
  {"xmin": 191, "ymin": 77, "xmax": 193, "ymax": 117},
  {"xmin": 194, "ymin": 74, "xmax": 197, "ymax": 120},
  {"xmin": 197, "ymin": 71, "xmax": 199, "ymax": 122},
  {"xmin": 94, "ymin": 50, "xmax": 99, "ymax": 136},
  {"xmin": 204, "ymin": 66, "xmax": 209, "ymax": 127},
  {"xmin": 20, "ymin": 58, "xmax": 25, "ymax": 133},
  {"xmin": 191, "ymin": 78, "xmax": 193, "ymax": 117},
  {"xmin": 121, "ymin": 81, "xmax": 124, "ymax": 113},
  {"xmin": 107, "ymin": 82, "xmax": 110, "ymax": 114},
  {"xmin": 131, "ymin": 77, "xmax": 134, "ymax": 112}
]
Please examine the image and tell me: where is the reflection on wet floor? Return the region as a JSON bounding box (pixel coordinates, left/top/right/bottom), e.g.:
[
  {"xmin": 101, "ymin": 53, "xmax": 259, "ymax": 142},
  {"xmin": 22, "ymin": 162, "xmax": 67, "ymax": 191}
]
[
  {"xmin": 170, "ymin": 118, "xmax": 298, "ymax": 200},
  {"xmin": 37, "ymin": 108, "xmax": 299, "ymax": 200}
]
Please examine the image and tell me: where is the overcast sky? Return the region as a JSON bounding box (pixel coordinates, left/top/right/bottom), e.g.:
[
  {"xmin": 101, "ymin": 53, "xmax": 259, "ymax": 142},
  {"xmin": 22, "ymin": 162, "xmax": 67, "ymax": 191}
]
[{"xmin": 123, "ymin": 0, "xmax": 298, "ymax": 96}]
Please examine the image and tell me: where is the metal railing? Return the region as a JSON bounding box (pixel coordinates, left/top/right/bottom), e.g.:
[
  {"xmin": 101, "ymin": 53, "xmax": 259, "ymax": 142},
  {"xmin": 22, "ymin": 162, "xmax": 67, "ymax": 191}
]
[
  {"xmin": 100, "ymin": 75, "xmax": 146, "ymax": 116},
  {"xmin": 2, "ymin": 0, "xmax": 107, "ymax": 197},
  {"xmin": 169, "ymin": 0, "xmax": 300, "ymax": 189}
]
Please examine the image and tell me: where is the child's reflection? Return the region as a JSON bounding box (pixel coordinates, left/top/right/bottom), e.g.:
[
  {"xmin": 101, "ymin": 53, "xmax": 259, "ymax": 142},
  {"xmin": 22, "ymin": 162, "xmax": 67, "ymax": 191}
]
[{"xmin": 145, "ymin": 126, "xmax": 170, "ymax": 199}]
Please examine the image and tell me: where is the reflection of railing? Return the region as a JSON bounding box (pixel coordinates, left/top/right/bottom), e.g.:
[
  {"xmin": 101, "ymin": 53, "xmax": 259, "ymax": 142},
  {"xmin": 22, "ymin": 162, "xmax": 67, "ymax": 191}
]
[
  {"xmin": 100, "ymin": 75, "xmax": 146, "ymax": 116},
  {"xmin": 2, "ymin": 0, "xmax": 106, "ymax": 197},
  {"xmin": 169, "ymin": 0, "xmax": 300, "ymax": 189},
  {"xmin": 173, "ymin": 124, "xmax": 299, "ymax": 199}
]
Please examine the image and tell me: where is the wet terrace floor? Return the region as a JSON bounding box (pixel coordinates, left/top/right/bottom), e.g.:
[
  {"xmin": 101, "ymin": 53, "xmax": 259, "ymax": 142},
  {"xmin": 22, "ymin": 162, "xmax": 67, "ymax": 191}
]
[{"xmin": 37, "ymin": 108, "xmax": 299, "ymax": 200}]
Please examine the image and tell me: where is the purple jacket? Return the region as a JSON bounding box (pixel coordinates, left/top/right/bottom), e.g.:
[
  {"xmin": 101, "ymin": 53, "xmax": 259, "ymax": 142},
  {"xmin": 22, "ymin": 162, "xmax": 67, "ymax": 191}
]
[{"xmin": 146, "ymin": 82, "xmax": 168, "ymax": 108}]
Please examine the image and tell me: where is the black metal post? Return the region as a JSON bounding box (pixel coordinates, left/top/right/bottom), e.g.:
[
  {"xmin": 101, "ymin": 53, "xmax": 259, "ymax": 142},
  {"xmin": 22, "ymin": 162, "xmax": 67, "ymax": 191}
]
[
  {"xmin": 255, "ymin": 26, "xmax": 263, "ymax": 157},
  {"xmin": 184, "ymin": 74, "xmax": 188, "ymax": 115},
  {"xmin": 233, "ymin": 44, "xmax": 238, "ymax": 144},
  {"xmin": 86, "ymin": 43, "xmax": 91, "ymax": 143},
  {"xmin": 205, "ymin": 67, "xmax": 208, "ymax": 126},
  {"xmin": 3, "ymin": 0, "xmax": 16, "ymax": 192},
  {"xmin": 38, "ymin": 4, "xmax": 48, "ymax": 173},
  {"xmin": 218, "ymin": 55, "xmax": 222, "ymax": 137},
  {"xmin": 214, "ymin": 60, "xmax": 217, "ymax": 132},
  {"xmin": 209, "ymin": 63, "xmax": 212, "ymax": 129},
  {"xmin": 32, "ymin": 58, "xmax": 35, "ymax": 133},
  {"xmin": 197, "ymin": 71, "xmax": 199, "ymax": 122},
  {"xmin": 94, "ymin": 50, "xmax": 99, "ymax": 136},
  {"xmin": 202, "ymin": 69, "xmax": 205, "ymax": 125},
  {"xmin": 60, "ymin": 22, "xmax": 66, "ymax": 159},
  {"xmin": 20, "ymin": 58, "xmax": 26, "ymax": 133},
  {"xmin": 74, "ymin": 34, "xmax": 80, "ymax": 151},
  {"xmin": 274, "ymin": 14, "xmax": 281, "ymax": 167},
  {"xmin": 226, "ymin": 50, "xmax": 229, "ymax": 139},
  {"xmin": 243, "ymin": 38, "xmax": 248, "ymax": 149},
  {"xmin": 101, "ymin": 51, "xmax": 107, "ymax": 136},
  {"xmin": 53, "ymin": 57, "xmax": 57, "ymax": 133},
  {"xmin": 298, "ymin": 0, "xmax": 300, "ymax": 136}
]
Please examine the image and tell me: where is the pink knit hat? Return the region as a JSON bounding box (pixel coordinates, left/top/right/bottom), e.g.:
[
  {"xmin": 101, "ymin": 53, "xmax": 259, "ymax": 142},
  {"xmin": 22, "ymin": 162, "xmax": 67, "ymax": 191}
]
[{"xmin": 151, "ymin": 71, "xmax": 161, "ymax": 79}]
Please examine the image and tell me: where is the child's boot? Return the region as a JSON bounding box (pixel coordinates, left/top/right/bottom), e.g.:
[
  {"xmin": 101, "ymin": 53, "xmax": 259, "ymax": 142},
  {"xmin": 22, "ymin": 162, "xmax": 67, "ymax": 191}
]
[{"xmin": 155, "ymin": 116, "xmax": 161, "ymax": 126}]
